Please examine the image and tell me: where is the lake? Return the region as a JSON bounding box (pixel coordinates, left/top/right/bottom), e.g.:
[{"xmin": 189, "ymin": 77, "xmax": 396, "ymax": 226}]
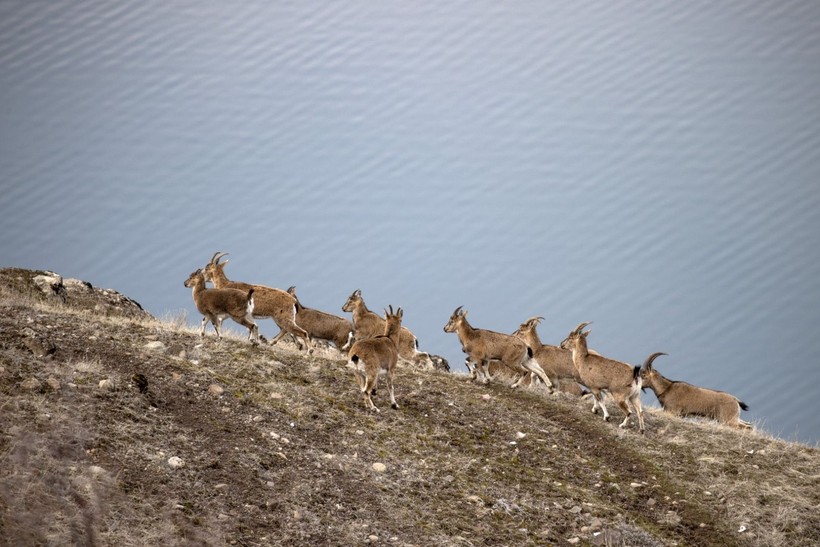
[{"xmin": 2, "ymin": 0, "xmax": 818, "ymax": 444}]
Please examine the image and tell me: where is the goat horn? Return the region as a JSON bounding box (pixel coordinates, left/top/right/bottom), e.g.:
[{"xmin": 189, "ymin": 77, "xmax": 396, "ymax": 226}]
[
  {"xmin": 642, "ymin": 352, "xmax": 667, "ymax": 369},
  {"xmin": 573, "ymin": 321, "xmax": 592, "ymax": 334},
  {"xmin": 453, "ymin": 305, "xmax": 464, "ymax": 316},
  {"xmin": 213, "ymin": 252, "xmax": 229, "ymax": 264}
]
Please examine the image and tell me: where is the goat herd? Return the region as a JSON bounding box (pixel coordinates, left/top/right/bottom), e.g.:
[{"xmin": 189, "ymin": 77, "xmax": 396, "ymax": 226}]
[{"xmin": 185, "ymin": 252, "xmax": 752, "ymax": 433}]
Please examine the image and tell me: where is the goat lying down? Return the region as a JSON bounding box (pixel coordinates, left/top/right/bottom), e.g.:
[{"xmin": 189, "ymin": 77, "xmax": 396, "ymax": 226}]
[{"xmin": 640, "ymin": 352, "xmax": 752, "ymax": 429}]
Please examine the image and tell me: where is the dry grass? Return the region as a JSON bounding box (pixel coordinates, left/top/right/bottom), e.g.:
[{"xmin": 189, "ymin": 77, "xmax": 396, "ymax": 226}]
[{"xmin": 1, "ymin": 268, "xmax": 818, "ymax": 546}]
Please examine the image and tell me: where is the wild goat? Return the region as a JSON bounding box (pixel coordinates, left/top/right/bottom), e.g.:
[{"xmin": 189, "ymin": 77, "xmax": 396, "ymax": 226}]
[
  {"xmin": 184, "ymin": 269, "xmax": 258, "ymax": 343},
  {"xmin": 511, "ymin": 316, "xmax": 589, "ymax": 395},
  {"xmin": 342, "ymin": 289, "xmax": 429, "ymax": 366},
  {"xmin": 443, "ymin": 306, "xmax": 552, "ymax": 389},
  {"xmin": 203, "ymin": 252, "xmax": 312, "ymax": 351},
  {"xmin": 286, "ymin": 286, "xmax": 354, "ymax": 351},
  {"xmin": 347, "ymin": 305, "xmax": 403, "ymax": 412},
  {"xmin": 560, "ymin": 322, "xmax": 645, "ymax": 433},
  {"xmin": 640, "ymin": 352, "xmax": 752, "ymax": 429}
]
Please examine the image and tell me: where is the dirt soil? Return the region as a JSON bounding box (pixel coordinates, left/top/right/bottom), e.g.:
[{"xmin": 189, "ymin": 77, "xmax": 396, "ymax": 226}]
[{"xmin": 1, "ymin": 268, "xmax": 818, "ymax": 546}]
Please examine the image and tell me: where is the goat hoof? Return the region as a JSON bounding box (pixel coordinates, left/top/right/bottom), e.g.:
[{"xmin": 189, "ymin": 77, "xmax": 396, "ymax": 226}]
[{"xmin": 392, "ymin": 403, "xmax": 399, "ymax": 410}]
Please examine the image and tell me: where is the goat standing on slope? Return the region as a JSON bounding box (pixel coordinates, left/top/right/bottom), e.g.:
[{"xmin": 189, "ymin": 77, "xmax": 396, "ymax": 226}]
[
  {"xmin": 443, "ymin": 306, "xmax": 552, "ymax": 390},
  {"xmin": 184, "ymin": 269, "xmax": 259, "ymax": 344},
  {"xmin": 640, "ymin": 352, "xmax": 752, "ymax": 429},
  {"xmin": 203, "ymin": 252, "xmax": 312, "ymax": 352},
  {"xmin": 287, "ymin": 286, "xmax": 354, "ymax": 352},
  {"xmin": 347, "ymin": 305, "xmax": 403, "ymax": 412},
  {"xmin": 342, "ymin": 289, "xmax": 430, "ymax": 366},
  {"xmin": 512, "ymin": 316, "xmax": 589, "ymax": 395},
  {"xmin": 560, "ymin": 322, "xmax": 645, "ymax": 433}
]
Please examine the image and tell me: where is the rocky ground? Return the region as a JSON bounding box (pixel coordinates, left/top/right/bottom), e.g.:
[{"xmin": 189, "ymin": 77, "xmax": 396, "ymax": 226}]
[{"xmin": 0, "ymin": 268, "xmax": 818, "ymax": 546}]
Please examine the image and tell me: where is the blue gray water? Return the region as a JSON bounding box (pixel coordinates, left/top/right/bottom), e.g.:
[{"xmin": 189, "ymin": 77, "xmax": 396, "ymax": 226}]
[{"xmin": 2, "ymin": 1, "xmax": 819, "ymax": 444}]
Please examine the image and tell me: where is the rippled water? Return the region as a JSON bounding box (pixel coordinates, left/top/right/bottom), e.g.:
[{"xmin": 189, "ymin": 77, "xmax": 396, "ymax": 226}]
[{"xmin": 2, "ymin": 1, "xmax": 819, "ymax": 444}]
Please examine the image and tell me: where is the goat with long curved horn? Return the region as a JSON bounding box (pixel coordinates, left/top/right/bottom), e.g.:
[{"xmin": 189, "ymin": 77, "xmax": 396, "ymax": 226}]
[{"xmin": 639, "ymin": 352, "xmax": 752, "ymax": 429}]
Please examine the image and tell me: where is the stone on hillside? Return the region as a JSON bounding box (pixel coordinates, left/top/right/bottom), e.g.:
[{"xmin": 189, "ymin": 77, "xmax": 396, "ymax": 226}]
[
  {"xmin": 23, "ymin": 336, "xmax": 56, "ymax": 358},
  {"xmin": 144, "ymin": 341, "xmax": 167, "ymax": 353},
  {"xmin": 46, "ymin": 376, "xmax": 61, "ymax": 391},
  {"xmin": 99, "ymin": 378, "xmax": 115, "ymax": 390},
  {"xmin": 168, "ymin": 456, "xmax": 185, "ymax": 469},
  {"xmin": 20, "ymin": 377, "xmax": 41, "ymax": 391},
  {"xmin": 372, "ymin": 462, "xmax": 387, "ymax": 473},
  {"xmin": 33, "ymin": 273, "xmax": 66, "ymax": 300},
  {"xmin": 209, "ymin": 384, "xmax": 225, "ymax": 396}
]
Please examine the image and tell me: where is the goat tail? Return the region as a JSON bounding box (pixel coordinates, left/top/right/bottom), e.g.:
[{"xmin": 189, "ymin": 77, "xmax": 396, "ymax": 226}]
[
  {"xmin": 526, "ymin": 346, "xmax": 534, "ymax": 358},
  {"xmin": 738, "ymin": 400, "xmax": 749, "ymax": 411},
  {"xmin": 632, "ymin": 365, "xmax": 641, "ymax": 383},
  {"xmin": 247, "ymin": 288, "xmax": 255, "ymax": 315}
]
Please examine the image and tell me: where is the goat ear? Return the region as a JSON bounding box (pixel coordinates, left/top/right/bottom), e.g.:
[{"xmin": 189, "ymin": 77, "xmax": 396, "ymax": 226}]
[{"xmin": 582, "ymin": 329, "xmax": 591, "ymax": 338}]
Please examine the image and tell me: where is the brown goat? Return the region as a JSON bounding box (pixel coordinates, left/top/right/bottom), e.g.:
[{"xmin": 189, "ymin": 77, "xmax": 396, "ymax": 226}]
[
  {"xmin": 512, "ymin": 316, "xmax": 589, "ymax": 395},
  {"xmin": 444, "ymin": 306, "xmax": 552, "ymax": 389},
  {"xmin": 184, "ymin": 269, "xmax": 258, "ymax": 344},
  {"xmin": 560, "ymin": 322, "xmax": 645, "ymax": 433},
  {"xmin": 286, "ymin": 286, "xmax": 353, "ymax": 351},
  {"xmin": 342, "ymin": 289, "xmax": 429, "ymax": 366},
  {"xmin": 640, "ymin": 352, "xmax": 752, "ymax": 429},
  {"xmin": 203, "ymin": 252, "xmax": 311, "ymax": 351},
  {"xmin": 347, "ymin": 306, "xmax": 403, "ymax": 412}
]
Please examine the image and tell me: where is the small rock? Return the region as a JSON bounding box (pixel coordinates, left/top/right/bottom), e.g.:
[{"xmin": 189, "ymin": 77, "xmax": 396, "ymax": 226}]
[
  {"xmin": 372, "ymin": 462, "xmax": 387, "ymax": 473},
  {"xmin": 629, "ymin": 482, "xmax": 643, "ymax": 488},
  {"xmin": 98, "ymin": 379, "xmax": 115, "ymax": 390},
  {"xmin": 647, "ymin": 498, "xmax": 656, "ymax": 508},
  {"xmin": 466, "ymin": 495, "xmax": 482, "ymax": 504},
  {"xmin": 703, "ymin": 491, "xmax": 712, "ymax": 496},
  {"xmin": 20, "ymin": 378, "xmax": 41, "ymax": 391},
  {"xmin": 516, "ymin": 431, "xmax": 526, "ymax": 439},
  {"xmin": 252, "ymin": 415, "xmax": 264, "ymax": 422},
  {"xmin": 46, "ymin": 377, "xmax": 61, "ymax": 391},
  {"xmin": 209, "ymin": 384, "xmax": 225, "ymax": 396},
  {"xmin": 567, "ymin": 538, "xmax": 580, "ymax": 544},
  {"xmin": 368, "ymin": 535, "xmax": 379, "ymax": 542},
  {"xmin": 23, "ymin": 336, "xmax": 57, "ymax": 358},
  {"xmin": 738, "ymin": 525, "xmax": 747, "ymax": 533},
  {"xmin": 356, "ymin": 430, "xmax": 364, "ymax": 436},
  {"xmin": 214, "ymin": 483, "xmax": 228, "ymax": 489},
  {"xmin": 269, "ymin": 392, "xmax": 283, "ymax": 399},
  {"xmin": 144, "ymin": 341, "xmax": 167, "ymax": 353},
  {"xmin": 589, "ymin": 518, "xmax": 603, "ymax": 531},
  {"xmin": 33, "ymin": 273, "xmax": 64, "ymax": 298},
  {"xmin": 481, "ymin": 394, "xmax": 492, "ymax": 401},
  {"xmin": 217, "ymin": 513, "xmax": 230, "ymax": 521},
  {"xmin": 270, "ymin": 432, "xmax": 281, "ymax": 440},
  {"xmin": 89, "ymin": 465, "xmax": 106, "ymax": 476},
  {"xmin": 167, "ymin": 456, "xmax": 185, "ymax": 469},
  {"xmin": 568, "ymin": 505, "xmax": 582, "ymax": 514}
]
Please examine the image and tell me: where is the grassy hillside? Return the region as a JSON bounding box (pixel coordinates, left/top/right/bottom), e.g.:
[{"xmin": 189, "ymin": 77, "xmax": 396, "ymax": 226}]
[{"xmin": 1, "ymin": 268, "xmax": 818, "ymax": 546}]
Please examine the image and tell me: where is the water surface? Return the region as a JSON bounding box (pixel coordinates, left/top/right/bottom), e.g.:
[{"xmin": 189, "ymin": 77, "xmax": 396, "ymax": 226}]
[{"xmin": 2, "ymin": 1, "xmax": 819, "ymax": 443}]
